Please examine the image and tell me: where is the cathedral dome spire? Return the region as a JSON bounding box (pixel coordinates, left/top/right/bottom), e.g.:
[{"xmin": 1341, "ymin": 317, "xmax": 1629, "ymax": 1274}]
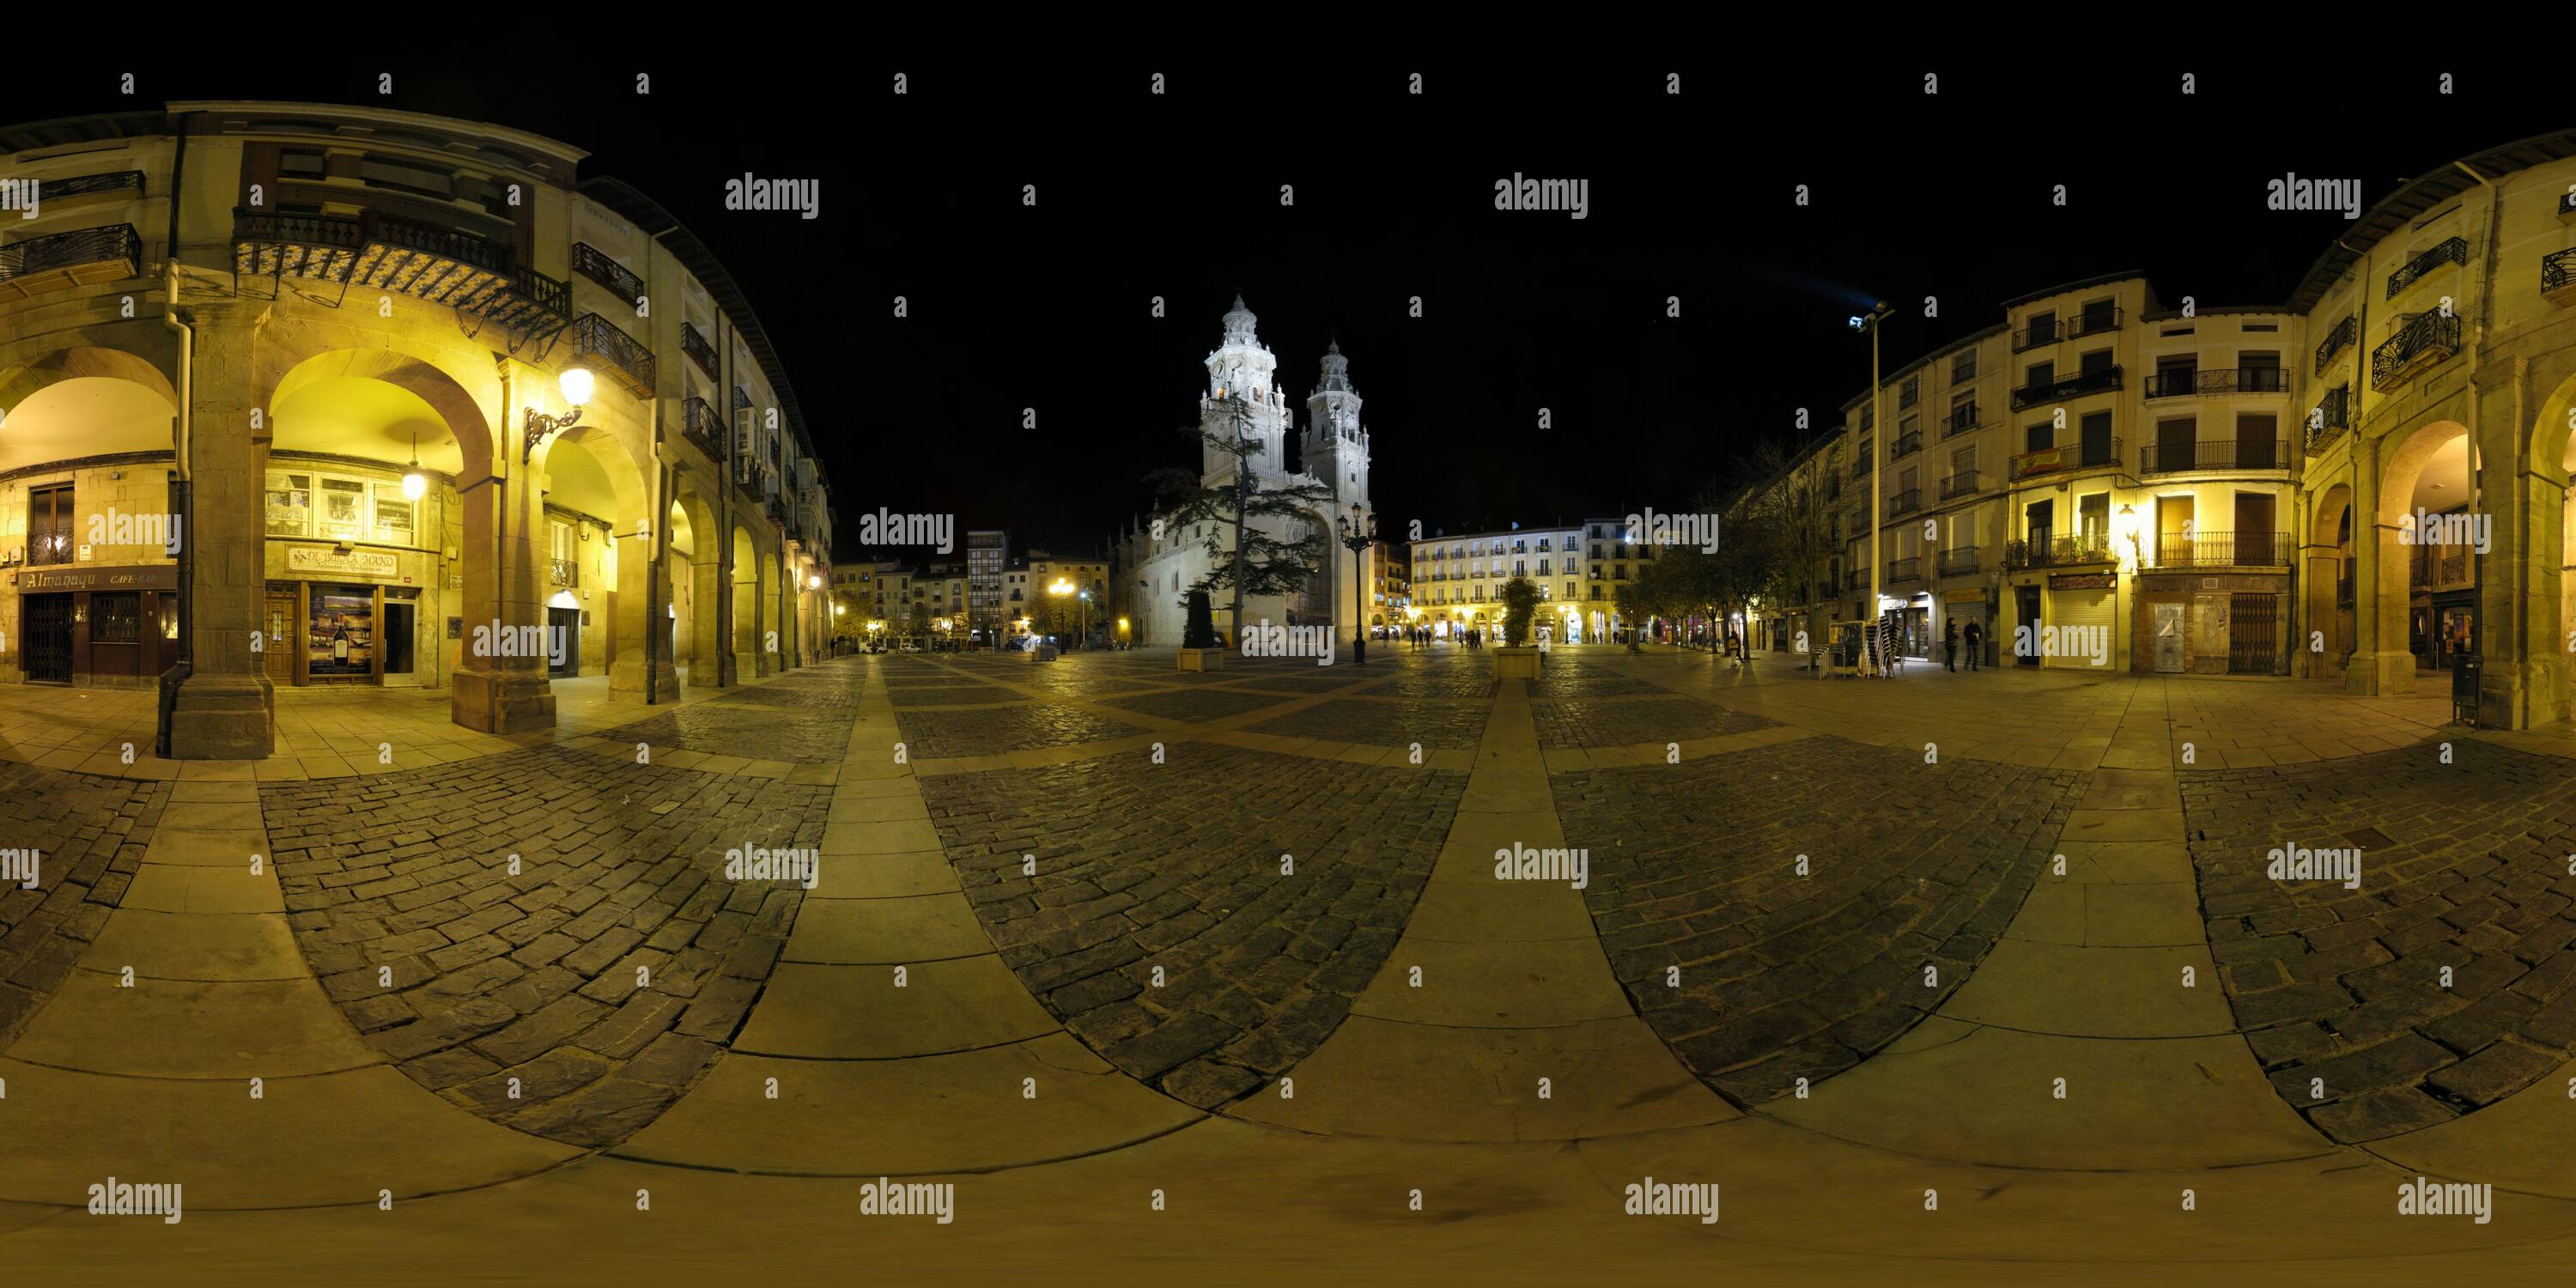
[{"xmin": 1221, "ymin": 294, "xmax": 1259, "ymax": 345}]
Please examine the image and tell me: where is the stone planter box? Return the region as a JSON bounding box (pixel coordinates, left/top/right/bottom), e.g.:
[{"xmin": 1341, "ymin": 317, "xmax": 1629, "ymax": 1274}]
[
  {"xmin": 1494, "ymin": 646, "xmax": 1544, "ymax": 680},
  {"xmin": 1176, "ymin": 647, "xmax": 1225, "ymax": 672}
]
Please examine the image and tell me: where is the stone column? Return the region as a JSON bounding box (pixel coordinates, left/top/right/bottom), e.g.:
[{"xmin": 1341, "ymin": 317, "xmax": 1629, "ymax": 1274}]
[
  {"xmin": 611, "ymin": 528, "xmax": 677, "ymax": 700},
  {"xmin": 2348, "ymin": 432, "xmax": 2412, "ymax": 696},
  {"xmin": 167, "ymin": 300, "xmax": 276, "ymax": 759},
  {"xmin": 732, "ymin": 553, "xmax": 759, "ymax": 683},
  {"xmin": 690, "ymin": 547, "xmax": 723, "ymax": 687},
  {"xmin": 450, "ymin": 361, "xmax": 557, "ymax": 733}
]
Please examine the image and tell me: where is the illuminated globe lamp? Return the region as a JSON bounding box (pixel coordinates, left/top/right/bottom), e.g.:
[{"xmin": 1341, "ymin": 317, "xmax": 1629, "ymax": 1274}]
[
  {"xmin": 401, "ymin": 428, "xmax": 428, "ymax": 501},
  {"xmin": 523, "ymin": 366, "xmax": 597, "ymax": 462}
]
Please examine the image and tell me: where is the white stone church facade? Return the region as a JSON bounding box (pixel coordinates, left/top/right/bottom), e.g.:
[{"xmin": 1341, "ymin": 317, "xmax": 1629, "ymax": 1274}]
[{"xmin": 1115, "ymin": 298, "xmax": 1376, "ymax": 649}]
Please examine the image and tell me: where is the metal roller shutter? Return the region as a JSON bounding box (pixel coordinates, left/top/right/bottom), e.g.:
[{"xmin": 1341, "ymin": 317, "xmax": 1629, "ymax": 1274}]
[{"xmin": 2045, "ymin": 589, "xmax": 2117, "ymax": 670}]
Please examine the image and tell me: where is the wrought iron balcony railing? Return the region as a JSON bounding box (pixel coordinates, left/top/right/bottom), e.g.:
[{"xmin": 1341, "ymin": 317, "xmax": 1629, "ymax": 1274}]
[
  {"xmin": 1850, "ymin": 458, "xmax": 1873, "ymax": 480},
  {"xmin": 2142, "ymin": 366, "xmax": 2290, "ymax": 398},
  {"xmin": 1938, "ymin": 546, "xmax": 1981, "ymax": 577},
  {"xmin": 571, "ymin": 242, "xmax": 648, "ymax": 306},
  {"xmin": 2315, "ymin": 314, "xmax": 2356, "ymax": 375},
  {"xmin": 1892, "ymin": 430, "xmax": 1922, "ymax": 459},
  {"xmin": 1943, "ymin": 403, "xmax": 1979, "ymax": 437},
  {"xmin": 1886, "ymin": 556, "xmax": 1923, "ymax": 584},
  {"xmin": 2141, "ymin": 438, "xmax": 2288, "ymax": 474},
  {"xmin": 1886, "ymin": 489, "xmax": 1922, "ymax": 519},
  {"xmin": 2561, "ymin": 191, "xmax": 2576, "ymax": 220},
  {"xmin": 681, "ymin": 321, "xmax": 718, "ymax": 378},
  {"xmin": 570, "ymin": 313, "xmax": 657, "ymax": 397},
  {"xmin": 1940, "ymin": 471, "xmax": 1982, "ymax": 500},
  {"xmin": 2371, "ymin": 311, "xmax": 2461, "ymax": 392},
  {"xmin": 2144, "ymin": 531, "xmax": 2291, "ymax": 569},
  {"xmin": 0, "ymin": 222, "xmax": 142, "ymax": 299},
  {"xmin": 32, "ymin": 170, "xmax": 146, "ymax": 201},
  {"xmin": 230, "ymin": 208, "xmax": 564, "ymax": 337},
  {"xmin": 548, "ymin": 557, "xmax": 578, "ymax": 587},
  {"xmin": 2012, "ymin": 319, "xmax": 2059, "ymax": 352},
  {"xmin": 683, "ymin": 396, "xmax": 725, "ymax": 460},
  {"xmin": 2009, "ymin": 436, "xmax": 2122, "ymax": 479},
  {"xmin": 2307, "ymin": 385, "xmax": 2353, "ymax": 454},
  {"xmin": 2544, "ymin": 246, "xmax": 2576, "ymax": 307},
  {"xmin": 2011, "ymin": 365, "xmax": 2123, "ymax": 410},
  {"xmin": 2386, "ymin": 237, "xmax": 2468, "ymax": 299},
  {"xmin": 2069, "ymin": 307, "xmax": 2123, "ymax": 337},
  {"xmin": 2002, "ymin": 534, "xmax": 2116, "ymax": 569}
]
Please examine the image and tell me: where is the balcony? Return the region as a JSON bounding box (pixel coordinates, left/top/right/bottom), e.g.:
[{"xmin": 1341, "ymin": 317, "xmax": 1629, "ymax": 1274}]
[
  {"xmin": 2561, "ymin": 191, "xmax": 2576, "ymax": 222},
  {"xmin": 1886, "ymin": 556, "xmax": 1923, "ymax": 585},
  {"xmin": 2009, "ymin": 436, "xmax": 2121, "ymax": 480},
  {"xmin": 2544, "ymin": 247, "xmax": 2576, "ymax": 307},
  {"xmin": 1850, "ymin": 459, "xmax": 1873, "ymax": 481},
  {"xmin": 2003, "ymin": 534, "xmax": 2116, "ymax": 570},
  {"xmin": 2314, "ymin": 314, "xmax": 2356, "ymax": 375},
  {"xmin": 2371, "ymin": 311, "xmax": 2461, "ymax": 392},
  {"xmin": 683, "ymin": 396, "xmax": 726, "ymax": 461},
  {"xmin": 2143, "ymin": 531, "xmax": 2290, "ymax": 569},
  {"xmin": 1886, "ymin": 489, "xmax": 1922, "ymax": 519},
  {"xmin": 2307, "ymin": 386, "xmax": 2352, "ymax": 454},
  {"xmin": 2385, "ymin": 237, "xmax": 2467, "ymax": 299},
  {"xmin": 2142, "ymin": 366, "xmax": 2290, "ymax": 399},
  {"xmin": 230, "ymin": 209, "xmax": 565, "ymax": 337},
  {"xmin": 548, "ymin": 557, "xmax": 578, "ymax": 587},
  {"xmin": 569, "ymin": 313, "xmax": 658, "ymax": 397},
  {"xmin": 2012, "ymin": 319, "xmax": 2060, "ymax": 352},
  {"xmin": 1938, "ymin": 546, "xmax": 1982, "ymax": 577},
  {"xmin": 1940, "ymin": 471, "xmax": 1982, "ymax": 500},
  {"xmin": 2011, "ymin": 365, "xmax": 2123, "ymax": 410},
  {"xmin": 2140, "ymin": 438, "xmax": 2287, "ymax": 474},
  {"xmin": 1892, "ymin": 430, "xmax": 1922, "ymax": 459},
  {"xmin": 681, "ymin": 321, "xmax": 719, "ymax": 379},
  {"xmin": 2068, "ymin": 306, "xmax": 2123, "ymax": 338},
  {"xmin": 0, "ymin": 222, "xmax": 141, "ymax": 300},
  {"xmin": 571, "ymin": 242, "xmax": 647, "ymax": 306},
  {"xmin": 1943, "ymin": 404, "xmax": 1980, "ymax": 438}
]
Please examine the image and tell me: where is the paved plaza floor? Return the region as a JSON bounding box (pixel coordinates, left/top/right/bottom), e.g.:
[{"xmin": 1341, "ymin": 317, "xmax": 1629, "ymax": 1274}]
[{"xmin": 3, "ymin": 644, "xmax": 2575, "ymax": 1281}]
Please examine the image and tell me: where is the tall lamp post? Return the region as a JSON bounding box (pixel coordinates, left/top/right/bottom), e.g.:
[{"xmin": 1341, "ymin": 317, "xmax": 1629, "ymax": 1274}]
[
  {"xmin": 1048, "ymin": 579, "xmax": 1072, "ymax": 650},
  {"xmin": 1335, "ymin": 504, "xmax": 1375, "ymax": 665},
  {"xmin": 1849, "ymin": 302, "xmax": 1892, "ymax": 677}
]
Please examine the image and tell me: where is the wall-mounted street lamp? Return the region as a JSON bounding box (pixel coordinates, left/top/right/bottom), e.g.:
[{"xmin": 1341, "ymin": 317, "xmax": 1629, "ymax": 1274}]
[{"xmin": 523, "ymin": 367, "xmax": 595, "ymax": 463}]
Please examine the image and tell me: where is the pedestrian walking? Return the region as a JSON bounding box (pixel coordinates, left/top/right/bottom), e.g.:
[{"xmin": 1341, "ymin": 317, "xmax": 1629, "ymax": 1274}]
[
  {"xmin": 1963, "ymin": 620, "xmax": 1983, "ymax": 671},
  {"xmin": 1944, "ymin": 618, "xmax": 1958, "ymax": 672}
]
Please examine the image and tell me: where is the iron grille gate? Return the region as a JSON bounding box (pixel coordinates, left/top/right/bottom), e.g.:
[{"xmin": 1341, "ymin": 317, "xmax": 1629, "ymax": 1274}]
[
  {"xmin": 24, "ymin": 594, "xmax": 74, "ymax": 683},
  {"xmin": 2229, "ymin": 592, "xmax": 2278, "ymax": 674}
]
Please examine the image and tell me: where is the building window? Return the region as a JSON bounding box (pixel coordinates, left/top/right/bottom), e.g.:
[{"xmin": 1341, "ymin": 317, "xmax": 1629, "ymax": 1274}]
[
  {"xmin": 318, "ymin": 477, "xmax": 368, "ymax": 538},
  {"xmin": 373, "ymin": 487, "xmax": 415, "ymax": 544},
  {"xmin": 28, "ymin": 482, "xmax": 76, "ymax": 565},
  {"xmin": 1952, "ymin": 349, "xmax": 1977, "ymax": 381},
  {"xmin": 92, "ymin": 592, "xmax": 141, "ymax": 643}
]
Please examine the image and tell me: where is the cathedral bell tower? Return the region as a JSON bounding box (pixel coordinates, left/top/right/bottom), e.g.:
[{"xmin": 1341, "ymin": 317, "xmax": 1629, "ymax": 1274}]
[
  {"xmin": 1199, "ymin": 295, "xmax": 1287, "ymax": 484},
  {"xmin": 1302, "ymin": 337, "xmax": 1370, "ymax": 509}
]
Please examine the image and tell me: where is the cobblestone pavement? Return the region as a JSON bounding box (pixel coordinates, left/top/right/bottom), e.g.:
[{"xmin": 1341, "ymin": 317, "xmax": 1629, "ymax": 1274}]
[
  {"xmin": 1098, "ymin": 689, "xmax": 1292, "ymax": 723},
  {"xmin": 0, "ymin": 763, "xmax": 165, "ymax": 1045},
  {"xmin": 1248, "ymin": 697, "xmax": 1491, "ymax": 749},
  {"xmin": 263, "ymin": 742, "xmax": 831, "ymax": 1146},
  {"xmin": 2186, "ymin": 737, "xmax": 2576, "ymax": 1142},
  {"xmin": 1533, "ymin": 693, "xmax": 1777, "ymax": 750},
  {"xmin": 918, "ymin": 741, "xmax": 1467, "ymax": 1109},
  {"xmin": 894, "ymin": 704, "xmax": 1153, "ymax": 758},
  {"xmin": 1558, "ymin": 734, "xmax": 2079, "ymax": 1105},
  {"xmin": 598, "ymin": 702, "xmax": 854, "ymax": 763}
]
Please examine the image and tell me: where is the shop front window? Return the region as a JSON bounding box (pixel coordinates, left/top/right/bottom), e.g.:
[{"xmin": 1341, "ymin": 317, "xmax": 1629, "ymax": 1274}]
[{"xmin": 266, "ymin": 472, "xmax": 313, "ymax": 537}]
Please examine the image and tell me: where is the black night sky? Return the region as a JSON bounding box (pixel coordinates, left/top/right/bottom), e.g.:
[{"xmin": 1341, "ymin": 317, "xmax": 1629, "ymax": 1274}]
[{"xmin": 5, "ymin": 59, "xmax": 2569, "ymax": 556}]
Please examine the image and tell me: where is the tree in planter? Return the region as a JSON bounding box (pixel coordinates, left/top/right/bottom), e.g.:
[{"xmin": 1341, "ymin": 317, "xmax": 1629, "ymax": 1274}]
[
  {"xmin": 1498, "ymin": 577, "xmax": 1541, "ymax": 647},
  {"xmin": 1182, "ymin": 588, "xmax": 1218, "ymax": 650},
  {"xmin": 1145, "ymin": 408, "xmax": 1333, "ymax": 648}
]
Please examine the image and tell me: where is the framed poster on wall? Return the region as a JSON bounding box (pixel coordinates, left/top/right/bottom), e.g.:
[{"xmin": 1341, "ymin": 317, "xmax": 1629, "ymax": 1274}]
[{"xmin": 308, "ymin": 587, "xmax": 375, "ymax": 678}]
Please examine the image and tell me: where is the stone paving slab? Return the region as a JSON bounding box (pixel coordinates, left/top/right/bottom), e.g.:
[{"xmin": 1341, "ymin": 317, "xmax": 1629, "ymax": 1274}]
[
  {"xmin": 732, "ymin": 958, "xmax": 1058, "ymax": 1059},
  {"xmin": 613, "ymin": 1035, "xmax": 1200, "ymax": 1176},
  {"xmin": 0, "ymin": 1058, "xmax": 576, "ymax": 1207},
  {"xmin": 9, "ymin": 970, "xmax": 379, "ymax": 1078},
  {"xmin": 1226, "ymin": 1013, "xmax": 1736, "ymax": 1142}
]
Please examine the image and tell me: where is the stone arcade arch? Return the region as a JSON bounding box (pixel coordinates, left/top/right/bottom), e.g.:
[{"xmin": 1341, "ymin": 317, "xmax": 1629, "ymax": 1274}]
[
  {"xmin": 538, "ymin": 423, "xmax": 670, "ymax": 701},
  {"xmin": 2306, "ymin": 483, "xmax": 2354, "ymax": 678},
  {"xmin": 2366, "ymin": 418, "xmax": 2476, "ymax": 697},
  {"xmin": 0, "ymin": 343, "xmax": 185, "ymax": 690}
]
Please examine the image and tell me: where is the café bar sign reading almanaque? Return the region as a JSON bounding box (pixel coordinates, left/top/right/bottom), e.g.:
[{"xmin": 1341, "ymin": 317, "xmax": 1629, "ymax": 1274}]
[
  {"xmin": 14, "ymin": 566, "xmax": 179, "ymax": 592},
  {"xmin": 286, "ymin": 547, "xmax": 401, "ymax": 580}
]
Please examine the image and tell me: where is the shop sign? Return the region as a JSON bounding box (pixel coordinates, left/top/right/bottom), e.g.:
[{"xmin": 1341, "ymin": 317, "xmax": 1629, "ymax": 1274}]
[
  {"xmin": 287, "ymin": 547, "xmax": 400, "ymax": 580},
  {"xmin": 14, "ymin": 565, "xmax": 179, "ymax": 592},
  {"xmin": 2050, "ymin": 573, "xmax": 2117, "ymax": 592}
]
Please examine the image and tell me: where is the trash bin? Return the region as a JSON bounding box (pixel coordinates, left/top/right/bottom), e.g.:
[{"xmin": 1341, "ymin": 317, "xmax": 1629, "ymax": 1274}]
[{"xmin": 2451, "ymin": 653, "xmax": 2480, "ymax": 727}]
